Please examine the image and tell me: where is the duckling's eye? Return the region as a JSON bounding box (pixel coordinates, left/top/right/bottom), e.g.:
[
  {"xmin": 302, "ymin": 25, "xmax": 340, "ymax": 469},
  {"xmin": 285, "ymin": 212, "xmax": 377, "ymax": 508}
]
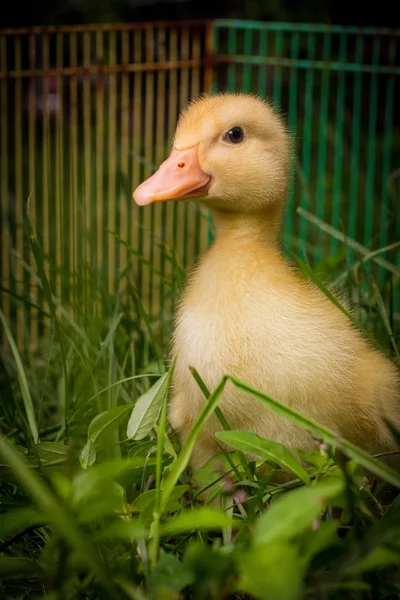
[{"xmin": 223, "ymin": 126, "xmax": 244, "ymax": 144}]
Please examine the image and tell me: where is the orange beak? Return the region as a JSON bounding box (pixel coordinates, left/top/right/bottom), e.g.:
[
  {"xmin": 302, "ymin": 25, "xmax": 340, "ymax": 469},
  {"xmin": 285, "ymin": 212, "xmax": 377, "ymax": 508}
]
[{"xmin": 133, "ymin": 146, "xmax": 211, "ymax": 206}]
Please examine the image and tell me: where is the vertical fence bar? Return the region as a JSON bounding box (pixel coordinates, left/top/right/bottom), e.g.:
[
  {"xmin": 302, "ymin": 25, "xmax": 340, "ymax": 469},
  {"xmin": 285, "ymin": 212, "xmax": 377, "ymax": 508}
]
[
  {"xmin": 55, "ymin": 33, "xmax": 64, "ymax": 307},
  {"xmin": 108, "ymin": 31, "xmax": 117, "ymax": 297},
  {"xmin": 191, "ymin": 27, "xmax": 203, "ymax": 263},
  {"xmin": 83, "ymin": 31, "xmax": 92, "ymax": 308},
  {"xmin": 168, "ymin": 28, "xmax": 179, "ymax": 312},
  {"xmin": 273, "ymin": 30, "xmax": 283, "ymax": 107},
  {"xmin": 130, "ymin": 27, "xmax": 143, "ymax": 377},
  {"xmin": 0, "ymin": 35, "xmax": 9, "ymax": 345},
  {"xmin": 257, "ymin": 29, "xmax": 267, "ymax": 95},
  {"xmin": 226, "ymin": 27, "xmax": 237, "ymax": 91},
  {"xmin": 299, "ymin": 32, "xmax": 316, "ymax": 254},
  {"xmin": 190, "ymin": 27, "xmax": 201, "ymax": 100},
  {"xmin": 120, "ymin": 30, "xmax": 129, "ymax": 284},
  {"xmin": 42, "ymin": 33, "xmax": 50, "ymax": 327},
  {"xmin": 206, "ymin": 22, "xmax": 217, "ymax": 244},
  {"xmin": 364, "ymin": 38, "xmax": 380, "ymax": 252},
  {"xmin": 45, "ymin": 39, "xmax": 56, "ymax": 303},
  {"xmin": 284, "ymin": 31, "xmax": 299, "ymax": 245},
  {"xmin": 331, "ymin": 34, "xmax": 347, "ymax": 256},
  {"xmin": 96, "ymin": 30, "xmax": 105, "ymax": 305},
  {"xmin": 74, "ymin": 35, "xmax": 83, "ymax": 308},
  {"xmin": 395, "ymin": 170, "xmax": 400, "ymax": 316},
  {"xmin": 379, "ymin": 37, "xmax": 396, "ymax": 288},
  {"xmin": 28, "ymin": 33, "xmax": 38, "ymax": 347},
  {"xmin": 347, "ymin": 35, "xmax": 363, "ymax": 265},
  {"xmin": 131, "ymin": 29, "xmax": 144, "ymax": 300},
  {"xmin": 204, "ymin": 21, "xmax": 214, "ymax": 93},
  {"xmin": 69, "ymin": 33, "xmax": 79, "ymax": 315},
  {"xmin": 180, "ymin": 27, "xmax": 190, "ymax": 271},
  {"xmin": 138, "ymin": 26, "xmax": 151, "ymax": 365},
  {"xmin": 148, "ymin": 26, "xmax": 156, "ymax": 318},
  {"xmin": 242, "ymin": 29, "xmax": 252, "ymax": 92},
  {"xmin": 14, "ymin": 36, "xmax": 24, "ymax": 348},
  {"xmin": 143, "ymin": 25, "xmax": 155, "ymax": 357},
  {"xmin": 156, "ymin": 26, "xmax": 167, "ymax": 346},
  {"xmin": 315, "ymin": 32, "xmax": 331, "ymax": 263}
]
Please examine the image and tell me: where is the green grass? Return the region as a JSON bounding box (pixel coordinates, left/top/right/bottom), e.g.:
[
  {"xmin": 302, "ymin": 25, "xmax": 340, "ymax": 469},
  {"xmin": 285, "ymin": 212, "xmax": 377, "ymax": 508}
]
[{"xmin": 1, "ymin": 211, "xmax": 400, "ymax": 600}]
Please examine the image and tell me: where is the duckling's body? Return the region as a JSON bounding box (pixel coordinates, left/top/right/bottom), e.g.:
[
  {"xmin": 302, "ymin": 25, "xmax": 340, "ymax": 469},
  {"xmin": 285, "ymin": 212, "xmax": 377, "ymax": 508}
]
[
  {"xmin": 171, "ymin": 228, "xmax": 399, "ymax": 467},
  {"xmin": 133, "ymin": 93, "xmax": 400, "ymax": 468}
]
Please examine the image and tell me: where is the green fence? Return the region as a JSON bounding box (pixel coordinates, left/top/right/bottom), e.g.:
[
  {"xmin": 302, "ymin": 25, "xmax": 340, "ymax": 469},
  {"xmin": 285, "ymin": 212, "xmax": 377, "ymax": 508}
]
[
  {"xmin": 213, "ymin": 21, "xmax": 400, "ymax": 269},
  {"xmin": 0, "ymin": 20, "xmax": 399, "ymax": 356}
]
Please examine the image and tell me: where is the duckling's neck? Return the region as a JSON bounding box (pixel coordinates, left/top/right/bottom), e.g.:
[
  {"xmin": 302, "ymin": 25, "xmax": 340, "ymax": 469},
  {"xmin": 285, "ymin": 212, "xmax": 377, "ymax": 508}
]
[{"xmin": 211, "ymin": 205, "xmax": 282, "ymax": 245}]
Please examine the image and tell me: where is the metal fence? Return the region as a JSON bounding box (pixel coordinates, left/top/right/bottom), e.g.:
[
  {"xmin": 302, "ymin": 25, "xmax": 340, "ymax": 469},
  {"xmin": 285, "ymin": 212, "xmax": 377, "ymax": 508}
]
[
  {"xmin": 0, "ymin": 22, "xmax": 213, "ymax": 353},
  {"xmin": 214, "ymin": 21, "xmax": 400, "ymax": 265},
  {"xmin": 1, "ymin": 20, "xmax": 399, "ymax": 353}
]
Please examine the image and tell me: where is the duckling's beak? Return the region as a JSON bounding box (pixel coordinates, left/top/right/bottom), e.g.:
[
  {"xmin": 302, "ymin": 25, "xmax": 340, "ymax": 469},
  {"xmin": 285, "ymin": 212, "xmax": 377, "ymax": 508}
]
[{"xmin": 133, "ymin": 146, "xmax": 210, "ymax": 206}]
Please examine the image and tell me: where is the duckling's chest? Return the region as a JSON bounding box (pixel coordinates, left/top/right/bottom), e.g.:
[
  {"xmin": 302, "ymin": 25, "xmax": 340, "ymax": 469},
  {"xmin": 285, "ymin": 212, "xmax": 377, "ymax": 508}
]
[
  {"xmin": 173, "ymin": 252, "xmax": 296, "ymax": 382},
  {"xmin": 172, "ymin": 246, "xmax": 353, "ymax": 394}
]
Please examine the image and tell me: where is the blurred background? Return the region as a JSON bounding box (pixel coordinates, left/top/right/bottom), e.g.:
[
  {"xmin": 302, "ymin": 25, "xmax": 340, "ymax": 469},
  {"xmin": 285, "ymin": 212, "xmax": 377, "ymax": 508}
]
[{"xmin": 2, "ymin": 0, "xmax": 399, "ymax": 28}]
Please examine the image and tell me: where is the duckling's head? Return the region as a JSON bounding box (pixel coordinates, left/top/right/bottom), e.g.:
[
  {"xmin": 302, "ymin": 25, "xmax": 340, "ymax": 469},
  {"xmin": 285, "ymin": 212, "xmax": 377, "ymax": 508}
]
[{"xmin": 133, "ymin": 93, "xmax": 290, "ymax": 216}]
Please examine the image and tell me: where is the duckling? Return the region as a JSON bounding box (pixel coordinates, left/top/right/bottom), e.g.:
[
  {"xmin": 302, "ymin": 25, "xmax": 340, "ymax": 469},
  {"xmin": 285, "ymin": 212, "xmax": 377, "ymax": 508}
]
[{"xmin": 133, "ymin": 93, "xmax": 400, "ymax": 469}]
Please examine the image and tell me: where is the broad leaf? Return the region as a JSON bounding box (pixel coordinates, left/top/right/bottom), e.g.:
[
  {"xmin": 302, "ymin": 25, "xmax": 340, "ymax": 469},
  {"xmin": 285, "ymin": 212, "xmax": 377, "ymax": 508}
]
[
  {"xmin": 95, "ymin": 519, "xmax": 148, "ymax": 542},
  {"xmin": 216, "ymin": 430, "xmax": 309, "ymax": 483},
  {"xmin": 36, "ymin": 442, "xmax": 69, "ymax": 465},
  {"xmin": 88, "ymin": 405, "xmax": 132, "ymax": 448},
  {"xmin": 132, "ymin": 485, "xmax": 189, "ymax": 519},
  {"xmin": 160, "ymin": 507, "xmax": 233, "ymax": 536},
  {"xmin": 238, "ymin": 542, "xmax": 303, "ymax": 600},
  {"xmin": 254, "ymin": 477, "xmax": 343, "ymax": 546},
  {"xmin": 127, "ymin": 372, "xmax": 169, "ymax": 440},
  {"xmin": 0, "ymin": 508, "xmax": 45, "ymax": 539},
  {"xmin": 0, "ymin": 556, "xmax": 41, "ymax": 579}
]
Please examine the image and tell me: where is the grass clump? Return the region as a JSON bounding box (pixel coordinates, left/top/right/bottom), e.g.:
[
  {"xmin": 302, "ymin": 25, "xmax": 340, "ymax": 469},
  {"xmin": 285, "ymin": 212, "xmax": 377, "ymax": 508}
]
[{"xmin": 1, "ymin": 214, "xmax": 400, "ymax": 600}]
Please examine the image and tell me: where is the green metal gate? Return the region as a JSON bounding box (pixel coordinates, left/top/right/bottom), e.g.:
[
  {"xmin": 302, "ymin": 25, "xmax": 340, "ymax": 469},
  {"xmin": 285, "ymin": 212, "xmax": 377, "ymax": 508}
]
[
  {"xmin": 213, "ymin": 21, "xmax": 400, "ymax": 274},
  {"xmin": 0, "ymin": 20, "xmax": 399, "ymax": 356}
]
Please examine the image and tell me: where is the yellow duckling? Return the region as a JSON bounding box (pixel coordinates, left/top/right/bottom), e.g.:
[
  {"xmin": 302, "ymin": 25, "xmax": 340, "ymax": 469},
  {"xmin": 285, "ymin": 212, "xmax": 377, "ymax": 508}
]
[{"xmin": 133, "ymin": 93, "xmax": 400, "ymax": 469}]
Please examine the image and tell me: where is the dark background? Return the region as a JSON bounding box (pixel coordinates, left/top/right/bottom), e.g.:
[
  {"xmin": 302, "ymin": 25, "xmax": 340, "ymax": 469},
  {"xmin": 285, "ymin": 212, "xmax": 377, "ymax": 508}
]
[{"xmin": 2, "ymin": 0, "xmax": 399, "ymax": 29}]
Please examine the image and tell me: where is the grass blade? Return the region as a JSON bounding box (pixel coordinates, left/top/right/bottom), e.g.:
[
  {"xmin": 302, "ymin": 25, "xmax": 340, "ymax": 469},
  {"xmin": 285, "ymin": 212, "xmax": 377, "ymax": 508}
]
[
  {"xmin": 155, "ymin": 362, "xmax": 175, "ymax": 511},
  {"xmin": 159, "ymin": 376, "xmax": 228, "ymax": 513},
  {"xmin": 228, "ymin": 375, "xmax": 400, "ymax": 489},
  {"xmin": 297, "ymin": 208, "xmax": 400, "ymax": 278},
  {"xmin": 27, "ymin": 200, "xmax": 70, "ymax": 435},
  {"xmin": 370, "ymin": 277, "xmax": 400, "ymax": 360},
  {"xmin": 0, "ymin": 307, "xmax": 39, "ymax": 443},
  {"xmin": 190, "ymin": 366, "xmax": 256, "ymax": 483},
  {"xmin": 189, "ymin": 366, "xmax": 230, "ymax": 430},
  {"xmin": 149, "ymin": 361, "xmax": 175, "ymax": 567}
]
